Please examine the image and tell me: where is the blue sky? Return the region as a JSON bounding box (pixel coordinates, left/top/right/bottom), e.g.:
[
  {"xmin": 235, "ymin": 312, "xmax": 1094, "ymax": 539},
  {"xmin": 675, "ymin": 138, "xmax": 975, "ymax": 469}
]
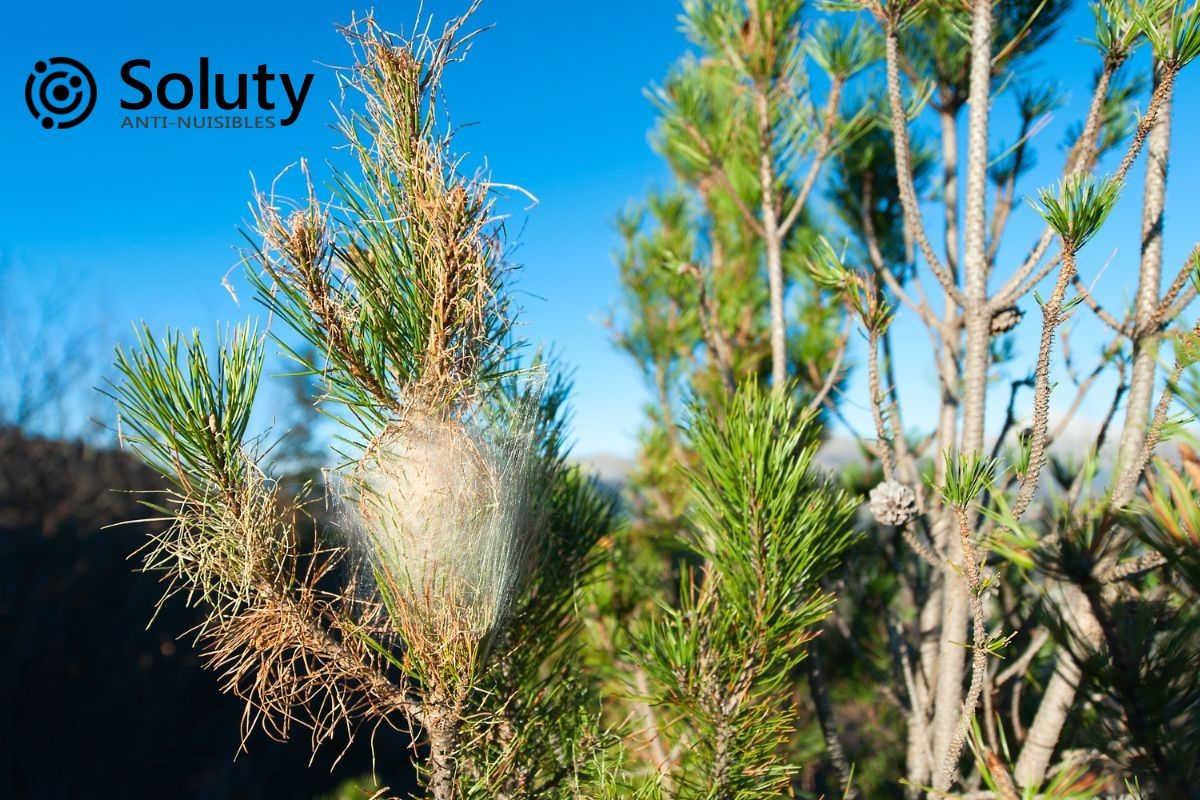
[{"xmin": 1, "ymin": 1, "xmax": 1197, "ymax": 458}]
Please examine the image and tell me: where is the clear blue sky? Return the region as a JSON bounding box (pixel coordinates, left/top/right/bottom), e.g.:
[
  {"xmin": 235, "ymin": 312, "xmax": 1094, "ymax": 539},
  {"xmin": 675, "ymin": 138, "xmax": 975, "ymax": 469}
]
[{"xmin": 1, "ymin": 1, "xmax": 1197, "ymax": 458}]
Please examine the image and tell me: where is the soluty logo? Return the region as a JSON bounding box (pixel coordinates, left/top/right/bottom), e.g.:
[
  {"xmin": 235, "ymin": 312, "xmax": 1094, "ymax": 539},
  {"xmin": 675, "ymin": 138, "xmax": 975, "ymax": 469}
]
[{"xmin": 26, "ymin": 57, "xmax": 97, "ymax": 129}]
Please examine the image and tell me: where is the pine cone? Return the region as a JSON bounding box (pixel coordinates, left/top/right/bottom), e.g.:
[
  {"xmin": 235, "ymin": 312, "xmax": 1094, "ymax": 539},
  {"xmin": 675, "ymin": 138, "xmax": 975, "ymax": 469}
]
[
  {"xmin": 990, "ymin": 305, "xmax": 1024, "ymax": 335},
  {"xmin": 868, "ymin": 480, "xmax": 918, "ymax": 527}
]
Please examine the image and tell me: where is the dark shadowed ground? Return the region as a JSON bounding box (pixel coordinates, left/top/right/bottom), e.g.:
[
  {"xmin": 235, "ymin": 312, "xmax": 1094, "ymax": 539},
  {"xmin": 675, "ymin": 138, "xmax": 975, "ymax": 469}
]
[{"xmin": 0, "ymin": 428, "xmax": 417, "ymax": 799}]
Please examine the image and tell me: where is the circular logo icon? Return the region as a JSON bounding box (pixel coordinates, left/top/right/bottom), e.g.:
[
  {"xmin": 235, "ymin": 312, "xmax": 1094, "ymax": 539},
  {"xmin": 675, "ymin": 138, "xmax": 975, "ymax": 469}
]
[{"xmin": 25, "ymin": 57, "xmax": 96, "ymax": 130}]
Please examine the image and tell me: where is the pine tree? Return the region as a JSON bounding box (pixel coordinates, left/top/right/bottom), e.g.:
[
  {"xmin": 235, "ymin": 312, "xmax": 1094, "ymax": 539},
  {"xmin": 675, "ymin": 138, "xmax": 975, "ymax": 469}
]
[
  {"xmin": 806, "ymin": 0, "xmax": 1200, "ymax": 795},
  {"xmin": 604, "ymin": 1, "xmax": 879, "ymax": 794},
  {"xmin": 614, "ymin": 0, "xmax": 1200, "ymax": 797},
  {"xmin": 625, "ymin": 383, "xmax": 860, "ymax": 798},
  {"xmin": 111, "ymin": 11, "xmax": 615, "ymax": 799},
  {"xmin": 106, "ymin": 2, "xmax": 1200, "ymax": 798}
]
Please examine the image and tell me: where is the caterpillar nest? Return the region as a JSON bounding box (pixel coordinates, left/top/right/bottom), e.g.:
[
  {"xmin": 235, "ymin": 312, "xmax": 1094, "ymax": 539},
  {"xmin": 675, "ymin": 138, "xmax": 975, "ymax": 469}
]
[{"xmin": 352, "ymin": 409, "xmax": 532, "ymax": 636}]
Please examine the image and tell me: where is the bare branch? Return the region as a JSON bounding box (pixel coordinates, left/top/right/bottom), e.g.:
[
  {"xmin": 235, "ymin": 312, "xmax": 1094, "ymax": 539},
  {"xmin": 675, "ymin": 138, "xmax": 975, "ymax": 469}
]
[
  {"xmin": 1047, "ymin": 337, "xmax": 1123, "ymax": 446},
  {"xmin": 678, "ymin": 260, "xmax": 736, "ymax": 394},
  {"xmin": 883, "ymin": 25, "xmax": 964, "ymax": 305},
  {"xmin": 805, "ymin": 316, "xmax": 852, "ymax": 415},
  {"xmin": 1071, "ymin": 273, "xmax": 1127, "ymax": 334},
  {"xmin": 1156, "ymin": 243, "xmax": 1200, "ymax": 323},
  {"xmin": 938, "ymin": 505, "xmax": 990, "ymax": 793},
  {"xmin": 994, "ymin": 627, "xmax": 1050, "ymax": 688},
  {"xmin": 993, "ymin": 64, "xmax": 1117, "ymax": 305},
  {"xmin": 779, "ymin": 76, "xmax": 846, "ymax": 237},
  {"xmin": 1010, "ymin": 246, "xmax": 1080, "ymax": 522},
  {"xmin": 677, "ymin": 117, "xmax": 767, "ymax": 238},
  {"xmin": 1099, "ymin": 552, "xmax": 1168, "ymax": 584},
  {"xmin": 868, "ymin": 326, "xmax": 898, "ymax": 481}
]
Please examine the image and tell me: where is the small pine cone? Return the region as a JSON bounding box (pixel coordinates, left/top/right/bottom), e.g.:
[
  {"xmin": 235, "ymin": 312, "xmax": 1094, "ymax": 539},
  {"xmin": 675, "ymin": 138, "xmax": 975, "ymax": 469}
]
[
  {"xmin": 990, "ymin": 305, "xmax": 1024, "ymax": 335},
  {"xmin": 868, "ymin": 480, "xmax": 918, "ymax": 527}
]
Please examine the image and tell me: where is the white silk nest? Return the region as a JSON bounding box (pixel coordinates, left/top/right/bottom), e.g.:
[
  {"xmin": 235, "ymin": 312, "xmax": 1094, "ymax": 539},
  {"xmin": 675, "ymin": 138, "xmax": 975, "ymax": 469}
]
[{"xmin": 347, "ymin": 397, "xmax": 540, "ymax": 635}]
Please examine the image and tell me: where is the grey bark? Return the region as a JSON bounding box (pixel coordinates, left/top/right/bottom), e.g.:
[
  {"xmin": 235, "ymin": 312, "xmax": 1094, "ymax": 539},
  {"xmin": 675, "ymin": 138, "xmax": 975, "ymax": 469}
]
[
  {"xmin": 931, "ymin": 3, "xmax": 993, "ymax": 790},
  {"xmin": 920, "ymin": 107, "xmax": 963, "ymax": 784},
  {"xmin": 754, "ymin": 89, "xmax": 787, "ymax": 389},
  {"xmin": 427, "ymin": 708, "xmax": 459, "ymax": 800},
  {"xmin": 1013, "ymin": 652, "xmax": 1081, "ymax": 788},
  {"xmin": 1013, "ymin": 581, "xmax": 1100, "ymax": 788},
  {"xmin": 939, "ymin": 105, "xmax": 962, "ymax": 279},
  {"xmin": 1116, "ymin": 64, "xmax": 1173, "ymax": 481},
  {"xmin": 1014, "ymin": 64, "xmax": 1175, "ymax": 791}
]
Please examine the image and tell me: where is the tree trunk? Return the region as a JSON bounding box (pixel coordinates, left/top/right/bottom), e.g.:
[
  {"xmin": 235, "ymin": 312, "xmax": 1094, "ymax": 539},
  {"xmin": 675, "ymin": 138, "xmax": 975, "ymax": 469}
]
[
  {"xmin": 1013, "ymin": 579, "xmax": 1102, "ymax": 787},
  {"xmin": 958, "ymin": 0, "xmax": 995, "ymax": 463},
  {"xmin": 912, "ymin": 106, "xmax": 964, "ymax": 796},
  {"xmin": 931, "ymin": 1, "xmax": 992, "ymax": 790},
  {"xmin": 939, "ymin": 104, "xmax": 962, "ymax": 278},
  {"xmin": 1013, "ymin": 650, "xmax": 1081, "ymax": 787},
  {"xmin": 1115, "ymin": 63, "xmax": 1173, "ymax": 481},
  {"xmin": 427, "ymin": 709, "xmax": 459, "ymax": 800}
]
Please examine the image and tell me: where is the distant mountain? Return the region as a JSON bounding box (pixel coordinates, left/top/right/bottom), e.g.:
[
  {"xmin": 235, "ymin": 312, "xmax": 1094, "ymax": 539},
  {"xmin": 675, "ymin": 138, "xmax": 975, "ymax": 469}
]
[
  {"xmin": 571, "ymin": 453, "xmax": 635, "ymax": 489},
  {"xmin": 569, "ymin": 418, "xmax": 1183, "ymax": 494}
]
